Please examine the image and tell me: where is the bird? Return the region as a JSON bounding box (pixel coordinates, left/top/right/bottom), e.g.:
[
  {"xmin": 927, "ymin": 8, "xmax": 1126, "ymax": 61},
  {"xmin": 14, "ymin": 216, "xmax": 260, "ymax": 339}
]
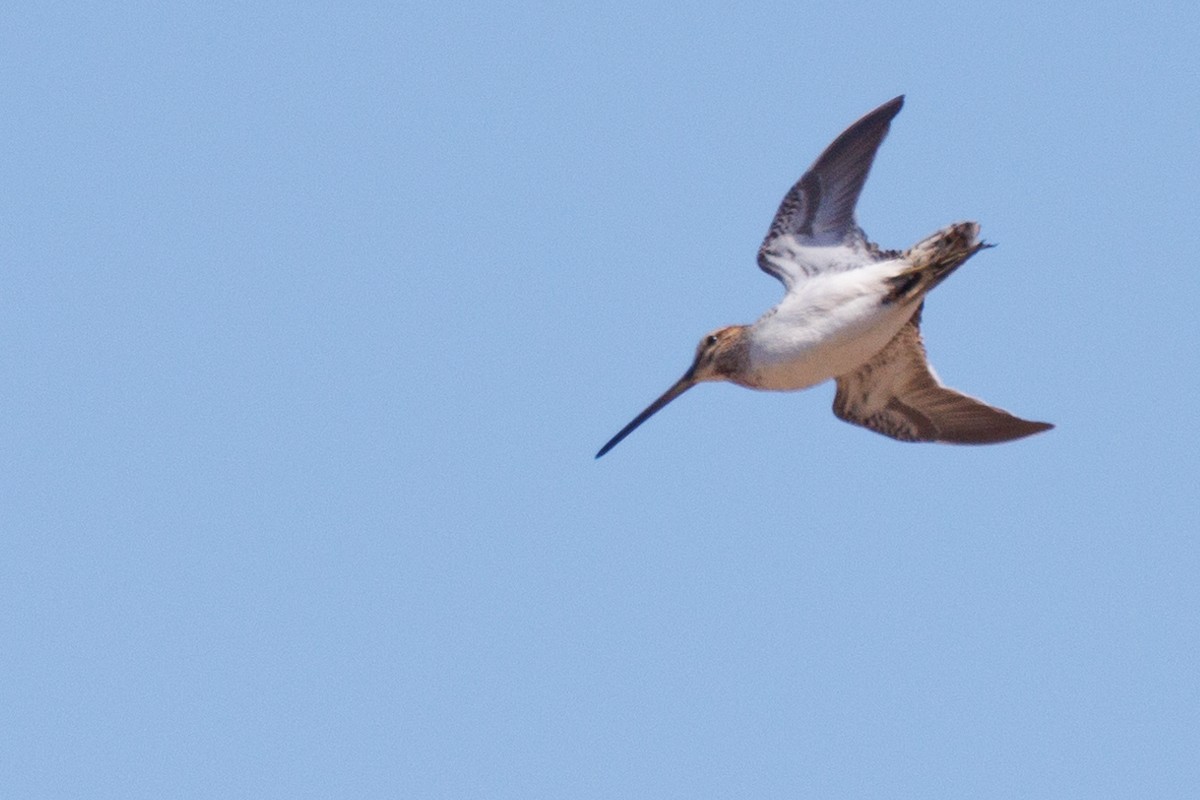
[{"xmin": 596, "ymin": 95, "xmax": 1052, "ymax": 459}]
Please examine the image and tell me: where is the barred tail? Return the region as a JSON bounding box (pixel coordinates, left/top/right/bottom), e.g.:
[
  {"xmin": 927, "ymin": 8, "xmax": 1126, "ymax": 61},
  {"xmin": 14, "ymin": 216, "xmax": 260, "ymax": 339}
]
[{"xmin": 886, "ymin": 222, "xmax": 990, "ymax": 304}]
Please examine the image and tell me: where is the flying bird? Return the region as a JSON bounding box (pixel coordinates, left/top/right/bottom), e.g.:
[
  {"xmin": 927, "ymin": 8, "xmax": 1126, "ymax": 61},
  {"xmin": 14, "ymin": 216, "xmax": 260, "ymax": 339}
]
[{"xmin": 597, "ymin": 96, "xmax": 1052, "ymax": 458}]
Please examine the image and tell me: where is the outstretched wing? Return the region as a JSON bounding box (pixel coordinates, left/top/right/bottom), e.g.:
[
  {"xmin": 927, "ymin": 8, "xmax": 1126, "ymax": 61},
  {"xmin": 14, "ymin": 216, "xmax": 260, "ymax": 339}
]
[
  {"xmin": 832, "ymin": 309, "xmax": 1053, "ymax": 444},
  {"xmin": 758, "ymin": 96, "xmax": 904, "ymax": 289}
]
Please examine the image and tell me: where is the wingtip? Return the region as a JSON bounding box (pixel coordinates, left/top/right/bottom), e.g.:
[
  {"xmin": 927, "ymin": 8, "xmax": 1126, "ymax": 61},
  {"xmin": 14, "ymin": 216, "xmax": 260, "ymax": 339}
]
[
  {"xmin": 992, "ymin": 418, "xmax": 1054, "ymax": 443},
  {"xmin": 860, "ymin": 96, "xmax": 904, "ymax": 128},
  {"xmin": 851, "ymin": 96, "xmax": 905, "ymax": 129}
]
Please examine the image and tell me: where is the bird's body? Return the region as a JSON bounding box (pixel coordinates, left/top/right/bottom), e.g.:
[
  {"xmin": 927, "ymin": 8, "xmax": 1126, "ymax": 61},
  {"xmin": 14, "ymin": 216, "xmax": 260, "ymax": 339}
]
[
  {"xmin": 596, "ymin": 96, "xmax": 1052, "ymax": 458},
  {"xmin": 745, "ymin": 261, "xmax": 920, "ymax": 391}
]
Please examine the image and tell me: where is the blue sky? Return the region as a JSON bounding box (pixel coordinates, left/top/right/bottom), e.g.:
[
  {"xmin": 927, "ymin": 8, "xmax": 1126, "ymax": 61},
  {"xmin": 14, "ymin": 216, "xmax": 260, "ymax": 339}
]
[{"xmin": 3, "ymin": 2, "xmax": 1198, "ymax": 797}]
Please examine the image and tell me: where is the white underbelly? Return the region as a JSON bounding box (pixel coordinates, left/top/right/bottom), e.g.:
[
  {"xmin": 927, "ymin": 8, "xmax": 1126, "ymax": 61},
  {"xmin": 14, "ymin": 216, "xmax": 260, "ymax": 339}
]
[{"xmin": 747, "ymin": 298, "xmax": 915, "ymax": 391}]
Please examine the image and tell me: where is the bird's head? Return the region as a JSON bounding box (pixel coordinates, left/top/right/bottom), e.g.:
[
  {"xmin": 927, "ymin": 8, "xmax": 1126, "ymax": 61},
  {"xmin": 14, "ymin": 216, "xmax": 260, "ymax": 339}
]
[
  {"xmin": 595, "ymin": 325, "xmax": 749, "ymax": 458},
  {"xmin": 688, "ymin": 325, "xmax": 748, "ymax": 383}
]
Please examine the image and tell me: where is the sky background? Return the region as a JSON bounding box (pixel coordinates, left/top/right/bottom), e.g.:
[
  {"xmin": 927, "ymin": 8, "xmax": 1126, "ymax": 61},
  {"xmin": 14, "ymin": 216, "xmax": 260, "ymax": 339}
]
[{"xmin": 3, "ymin": 2, "xmax": 1198, "ymax": 798}]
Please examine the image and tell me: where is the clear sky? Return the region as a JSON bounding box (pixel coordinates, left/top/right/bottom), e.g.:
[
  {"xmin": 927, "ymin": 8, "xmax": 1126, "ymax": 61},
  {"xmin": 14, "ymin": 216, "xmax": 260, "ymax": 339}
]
[{"xmin": 3, "ymin": 2, "xmax": 1198, "ymax": 798}]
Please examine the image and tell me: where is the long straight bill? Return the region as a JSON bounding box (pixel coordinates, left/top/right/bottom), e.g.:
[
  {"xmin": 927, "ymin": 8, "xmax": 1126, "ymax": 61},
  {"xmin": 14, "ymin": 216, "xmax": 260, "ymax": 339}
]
[{"xmin": 595, "ymin": 375, "xmax": 695, "ymax": 459}]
